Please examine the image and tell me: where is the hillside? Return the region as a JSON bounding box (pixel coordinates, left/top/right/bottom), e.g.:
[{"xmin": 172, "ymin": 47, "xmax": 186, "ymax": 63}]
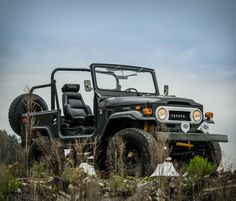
[{"xmin": 0, "ymin": 130, "xmax": 235, "ymax": 201}]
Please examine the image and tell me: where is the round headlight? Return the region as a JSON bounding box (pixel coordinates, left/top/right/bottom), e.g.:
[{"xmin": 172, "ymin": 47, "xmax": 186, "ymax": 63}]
[
  {"xmin": 157, "ymin": 107, "xmax": 167, "ymax": 120},
  {"xmin": 193, "ymin": 110, "xmax": 202, "ymax": 122}
]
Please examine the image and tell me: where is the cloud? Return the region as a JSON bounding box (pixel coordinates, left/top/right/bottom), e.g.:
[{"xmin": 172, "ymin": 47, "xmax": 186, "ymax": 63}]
[{"xmin": 0, "ymin": 0, "xmax": 236, "ymax": 167}]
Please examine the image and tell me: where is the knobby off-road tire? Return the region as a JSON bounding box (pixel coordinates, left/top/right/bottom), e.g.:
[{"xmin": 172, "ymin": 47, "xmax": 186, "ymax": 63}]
[
  {"xmin": 8, "ymin": 93, "xmax": 48, "ymax": 136},
  {"xmin": 28, "ymin": 137, "xmax": 65, "ymax": 176},
  {"xmin": 207, "ymin": 142, "xmax": 222, "ymax": 169},
  {"xmin": 107, "ymin": 128, "xmax": 160, "ymax": 177},
  {"xmin": 172, "ymin": 142, "xmax": 222, "ymax": 175}
]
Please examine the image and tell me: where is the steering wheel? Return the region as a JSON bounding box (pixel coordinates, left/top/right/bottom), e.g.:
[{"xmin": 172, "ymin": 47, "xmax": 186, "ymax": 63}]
[{"xmin": 124, "ymin": 88, "xmax": 138, "ymax": 92}]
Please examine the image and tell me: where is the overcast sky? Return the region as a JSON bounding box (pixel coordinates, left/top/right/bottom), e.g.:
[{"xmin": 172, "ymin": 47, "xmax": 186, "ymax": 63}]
[{"xmin": 0, "ymin": 0, "xmax": 236, "ymax": 167}]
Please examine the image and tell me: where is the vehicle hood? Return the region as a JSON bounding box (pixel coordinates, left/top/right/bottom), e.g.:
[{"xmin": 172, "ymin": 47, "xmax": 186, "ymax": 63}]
[{"xmin": 104, "ymin": 95, "xmax": 202, "ymax": 107}]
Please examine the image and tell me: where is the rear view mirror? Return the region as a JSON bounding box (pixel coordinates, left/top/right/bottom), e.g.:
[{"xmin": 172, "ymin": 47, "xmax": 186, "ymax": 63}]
[
  {"xmin": 84, "ymin": 80, "xmax": 92, "ymax": 92},
  {"xmin": 164, "ymin": 85, "xmax": 169, "ymax": 96}
]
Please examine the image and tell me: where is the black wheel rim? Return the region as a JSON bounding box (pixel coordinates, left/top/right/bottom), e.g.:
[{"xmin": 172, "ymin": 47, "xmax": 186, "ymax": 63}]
[{"xmin": 123, "ymin": 143, "xmax": 142, "ymax": 176}]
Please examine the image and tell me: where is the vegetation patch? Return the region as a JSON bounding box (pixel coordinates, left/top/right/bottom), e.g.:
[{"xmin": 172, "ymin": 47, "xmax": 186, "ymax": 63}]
[
  {"xmin": 0, "ymin": 164, "xmax": 22, "ymax": 198},
  {"xmin": 186, "ymin": 155, "xmax": 215, "ymax": 177},
  {"xmin": 0, "ymin": 130, "xmax": 235, "ymax": 201}
]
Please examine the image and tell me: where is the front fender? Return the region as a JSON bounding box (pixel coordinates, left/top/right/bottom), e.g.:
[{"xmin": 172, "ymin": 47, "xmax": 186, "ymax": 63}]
[
  {"xmin": 99, "ymin": 110, "xmax": 156, "ymax": 139},
  {"xmin": 109, "ymin": 110, "xmax": 156, "ymax": 121}
]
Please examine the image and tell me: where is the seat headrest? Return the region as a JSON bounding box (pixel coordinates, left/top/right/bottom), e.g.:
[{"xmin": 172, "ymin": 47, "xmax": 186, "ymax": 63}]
[{"xmin": 62, "ymin": 84, "xmax": 80, "ymax": 92}]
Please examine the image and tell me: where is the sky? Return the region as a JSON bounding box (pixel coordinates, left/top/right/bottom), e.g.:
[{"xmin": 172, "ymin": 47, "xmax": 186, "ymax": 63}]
[{"xmin": 0, "ymin": 0, "xmax": 236, "ymax": 168}]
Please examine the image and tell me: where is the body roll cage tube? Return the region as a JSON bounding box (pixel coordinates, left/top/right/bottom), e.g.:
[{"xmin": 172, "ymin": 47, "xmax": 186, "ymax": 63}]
[
  {"xmin": 50, "ymin": 68, "xmax": 91, "ymax": 110},
  {"xmin": 29, "ymin": 67, "xmax": 91, "ymax": 110},
  {"xmin": 30, "ymin": 83, "xmax": 52, "ymax": 93},
  {"xmin": 29, "ymin": 82, "xmax": 60, "ymax": 110}
]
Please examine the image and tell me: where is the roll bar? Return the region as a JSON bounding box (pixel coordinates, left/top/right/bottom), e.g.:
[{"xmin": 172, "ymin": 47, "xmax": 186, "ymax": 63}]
[
  {"xmin": 30, "ymin": 67, "xmax": 91, "ymax": 110},
  {"xmin": 50, "ymin": 68, "xmax": 90, "ymax": 109}
]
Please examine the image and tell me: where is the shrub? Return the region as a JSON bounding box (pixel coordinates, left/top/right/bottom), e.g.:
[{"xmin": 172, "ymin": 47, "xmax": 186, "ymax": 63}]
[
  {"xmin": 0, "ymin": 130, "xmax": 24, "ymax": 165},
  {"xmin": 29, "ymin": 161, "xmax": 49, "ymax": 178},
  {"xmin": 186, "ymin": 156, "xmax": 215, "ymax": 177},
  {"xmin": 62, "ymin": 167, "xmax": 87, "ymax": 185},
  {"xmin": 0, "ymin": 165, "xmax": 22, "ymax": 197}
]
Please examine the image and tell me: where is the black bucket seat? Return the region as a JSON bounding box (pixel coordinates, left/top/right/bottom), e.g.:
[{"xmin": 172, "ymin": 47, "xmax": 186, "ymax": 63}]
[{"xmin": 62, "ymin": 84, "xmax": 94, "ymax": 127}]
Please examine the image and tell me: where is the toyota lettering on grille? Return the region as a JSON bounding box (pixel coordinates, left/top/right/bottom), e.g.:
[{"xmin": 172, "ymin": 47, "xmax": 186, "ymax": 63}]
[
  {"xmin": 170, "ymin": 113, "xmax": 186, "ymax": 118},
  {"xmin": 168, "ymin": 111, "xmax": 191, "ymax": 121}
]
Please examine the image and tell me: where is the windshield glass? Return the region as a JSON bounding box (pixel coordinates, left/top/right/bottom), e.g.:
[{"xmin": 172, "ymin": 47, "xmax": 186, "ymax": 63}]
[{"xmin": 95, "ymin": 66, "xmax": 156, "ymax": 94}]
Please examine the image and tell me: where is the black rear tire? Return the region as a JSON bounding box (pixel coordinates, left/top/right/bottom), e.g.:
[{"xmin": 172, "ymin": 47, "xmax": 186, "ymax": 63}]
[
  {"xmin": 107, "ymin": 128, "xmax": 160, "ymax": 177},
  {"xmin": 28, "ymin": 137, "xmax": 64, "ymax": 176},
  {"xmin": 172, "ymin": 142, "xmax": 222, "ymax": 175},
  {"xmin": 28, "ymin": 137, "xmax": 48, "ymax": 164},
  {"xmin": 207, "ymin": 142, "xmax": 222, "ymax": 169},
  {"xmin": 8, "ymin": 93, "xmax": 48, "ymax": 136}
]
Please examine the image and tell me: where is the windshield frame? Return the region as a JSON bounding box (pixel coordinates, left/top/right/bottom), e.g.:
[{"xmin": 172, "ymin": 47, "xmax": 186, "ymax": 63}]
[{"xmin": 90, "ymin": 63, "xmax": 160, "ymax": 97}]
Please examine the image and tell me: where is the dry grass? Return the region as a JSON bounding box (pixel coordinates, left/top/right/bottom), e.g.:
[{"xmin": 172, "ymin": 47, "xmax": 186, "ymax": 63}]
[
  {"xmin": 106, "ymin": 136, "xmax": 125, "ymax": 177},
  {"xmin": 23, "ymin": 87, "xmax": 37, "ymax": 170},
  {"xmin": 1, "ymin": 133, "xmax": 236, "ymax": 201},
  {"xmin": 150, "ymin": 128, "xmax": 171, "ymax": 201}
]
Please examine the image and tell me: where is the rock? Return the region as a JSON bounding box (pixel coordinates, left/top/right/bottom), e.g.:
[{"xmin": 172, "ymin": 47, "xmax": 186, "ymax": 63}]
[{"xmin": 16, "ymin": 188, "xmax": 22, "ymax": 193}]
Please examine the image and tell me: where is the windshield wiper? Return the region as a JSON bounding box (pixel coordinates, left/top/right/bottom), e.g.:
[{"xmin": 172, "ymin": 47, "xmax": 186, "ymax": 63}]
[
  {"xmin": 124, "ymin": 67, "xmax": 144, "ymax": 77},
  {"xmin": 110, "ymin": 66, "xmax": 121, "ymax": 72}
]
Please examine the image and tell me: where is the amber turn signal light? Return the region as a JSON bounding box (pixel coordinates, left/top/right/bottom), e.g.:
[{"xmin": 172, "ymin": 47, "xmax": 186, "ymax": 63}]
[
  {"xmin": 205, "ymin": 112, "xmax": 213, "ymax": 120},
  {"xmin": 143, "ymin": 108, "xmax": 153, "ymax": 116}
]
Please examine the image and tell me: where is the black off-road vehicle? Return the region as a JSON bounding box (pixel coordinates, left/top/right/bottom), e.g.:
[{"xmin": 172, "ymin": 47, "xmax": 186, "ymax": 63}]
[{"xmin": 9, "ymin": 63, "xmax": 228, "ymax": 176}]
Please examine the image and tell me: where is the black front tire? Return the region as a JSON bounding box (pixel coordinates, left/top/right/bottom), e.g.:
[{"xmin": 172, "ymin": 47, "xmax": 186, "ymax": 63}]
[{"xmin": 107, "ymin": 128, "xmax": 160, "ymax": 177}]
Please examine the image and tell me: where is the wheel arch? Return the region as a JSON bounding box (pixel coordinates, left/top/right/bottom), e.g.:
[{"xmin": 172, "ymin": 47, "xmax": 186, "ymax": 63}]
[
  {"xmin": 21, "ymin": 126, "xmax": 54, "ymax": 147},
  {"xmin": 32, "ymin": 126, "xmax": 54, "ymax": 140},
  {"xmin": 100, "ymin": 110, "xmax": 156, "ymax": 141},
  {"xmin": 95, "ymin": 111, "xmax": 156, "ymax": 172}
]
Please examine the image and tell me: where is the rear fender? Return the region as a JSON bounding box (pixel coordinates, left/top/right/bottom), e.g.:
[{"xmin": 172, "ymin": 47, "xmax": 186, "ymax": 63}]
[{"xmin": 31, "ymin": 126, "xmax": 54, "ymax": 141}]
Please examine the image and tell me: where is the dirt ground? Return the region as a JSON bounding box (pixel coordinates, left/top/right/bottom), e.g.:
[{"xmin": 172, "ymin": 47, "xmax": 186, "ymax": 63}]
[{"xmin": 2, "ymin": 169, "xmax": 236, "ymax": 201}]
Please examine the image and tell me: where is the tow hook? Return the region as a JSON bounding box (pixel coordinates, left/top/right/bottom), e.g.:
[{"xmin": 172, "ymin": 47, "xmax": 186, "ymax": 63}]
[{"xmin": 176, "ymin": 141, "xmax": 194, "ymax": 149}]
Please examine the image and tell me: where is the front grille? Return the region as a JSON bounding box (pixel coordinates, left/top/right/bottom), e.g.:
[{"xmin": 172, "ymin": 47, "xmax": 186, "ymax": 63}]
[
  {"xmin": 156, "ymin": 106, "xmax": 202, "ymax": 124},
  {"xmin": 169, "ymin": 111, "xmax": 190, "ymax": 121}
]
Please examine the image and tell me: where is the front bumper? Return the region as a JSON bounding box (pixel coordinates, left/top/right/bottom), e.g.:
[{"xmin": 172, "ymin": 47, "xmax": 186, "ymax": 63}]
[{"xmin": 157, "ymin": 132, "xmax": 228, "ymax": 142}]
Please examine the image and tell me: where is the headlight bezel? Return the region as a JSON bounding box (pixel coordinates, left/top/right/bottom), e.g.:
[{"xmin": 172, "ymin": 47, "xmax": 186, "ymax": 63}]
[
  {"xmin": 192, "ymin": 109, "xmax": 203, "ymax": 123},
  {"xmin": 156, "ymin": 107, "xmax": 168, "ymax": 121}
]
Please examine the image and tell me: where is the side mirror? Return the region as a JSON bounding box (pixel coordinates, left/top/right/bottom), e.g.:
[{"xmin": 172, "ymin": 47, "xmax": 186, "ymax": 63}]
[
  {"xmin": 84, "ymin": 80, "xmax": 92, "ymax": 92},
  {"xmin": 164, "ymin": 85, "xmax": 169, "ymax": 96}
]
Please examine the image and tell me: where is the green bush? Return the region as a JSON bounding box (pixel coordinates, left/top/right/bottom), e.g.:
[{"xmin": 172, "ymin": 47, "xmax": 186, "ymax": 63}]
[
  {"xmin": 62, "ymin": 167, "xmax": 87, "ymax": 185},
  {"xmin": 186, "ymin": 155, "xmax": 215, "ymax": 177},
  {"xmin": 0, "ymin": 130, "xmax": 24, "ymax": 165},
  {"xmin": 29, "ymin": 161, "xmax": 49, "ymax": 178},
  {"xmin": 0, "ymin": 165, "xmax": 22, "ymax": 197}
]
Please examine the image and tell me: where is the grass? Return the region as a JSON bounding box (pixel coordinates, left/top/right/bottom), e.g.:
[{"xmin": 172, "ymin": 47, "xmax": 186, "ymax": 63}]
[
  {"xmin": 0, "ymin": 165, "xmax": 22, "ymax": 197},
  {"xmin": 0, "ymin": 135, "xmax": 236, "ymax": 201},
  {"xmin": 106, "ymin": 135, "xmax": 125, "ymax": 177}
]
